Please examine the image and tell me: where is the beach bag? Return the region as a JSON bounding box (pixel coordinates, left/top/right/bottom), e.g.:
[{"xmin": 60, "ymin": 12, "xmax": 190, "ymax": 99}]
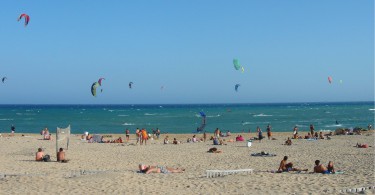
[{"xmin": 43, "ymin": 155, "xmax": 51, "ymax": 162}]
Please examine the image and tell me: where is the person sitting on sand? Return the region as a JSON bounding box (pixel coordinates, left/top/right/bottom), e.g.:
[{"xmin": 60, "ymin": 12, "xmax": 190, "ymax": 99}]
[
  {"xmin": 114, "ymin": 137, "xmax": 123, "ymax": 143},
  {"xmin": 219, "ymin": 138, "xmax": 226, "ymax": 145},
  {"xmin": 192, "ymin": 135, "xmax": 198, "ymax": 143},
  {"xmin": 43, "ymin": 128, "xmax": 51, "ymax": 140},
  {"xmin": 138, "ymin": 164, "xmax": 185, "ymax": 174},
  {"xmin": 314, "ymin": 132, "xmax": 319, "ymax": 139},
  {"xmin": 319, "ymin": 132, "xmax": 324, "ymax": 139},
  {"xmin": 327, "ymin": 161, "xmax": 335, "ymax": 173},
  {"xmin": 173, "ymin": 138, "xmax": 179, "ymax": 144},
  {"xmin": 164, "ymin": 136, "xmax": 169, "ymax": 144},
  {"xmin": 57, "ymin": 148, "xmax": 69, "ymax": 163},
  {"xmin": 226, "ymin": 130, "xmax": 231, "ymax": 137},
  {"xmin": 305, "ymin": 133, "xmax": 312, "ymax": 139},
  {"xmin": 285, "ymin": 137, "xmax": 292, "ymax": 145},
  {"xmin": 235, "ymin": 135, "xmax": 245, "ymax": 142},
  {"xmin": 314, "ymin": 160, "xmax": 330, "ymax": 174},
  {"xmin": 36, "ymin": 148, "xmax": 44, "ymax": 161},
  {"xmin": 277, "ymin": 156, "xmax": 308, "ymax": 173},
  {"xmin": 86, "ymin": 133, "xmax": 92, "ymax": 141},
  {"xmin": 208, "ymin": 147, "xmax": 222, "ymax": 153},
  {"xmin": 213, "ymin": 137, "xmax": 219, "ymax": 145}
]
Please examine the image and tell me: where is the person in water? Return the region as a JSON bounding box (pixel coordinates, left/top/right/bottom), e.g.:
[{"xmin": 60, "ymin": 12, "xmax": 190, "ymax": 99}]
[{"xmin": 138, "ymin": 164, "xmax": 185, "ymax": 174}]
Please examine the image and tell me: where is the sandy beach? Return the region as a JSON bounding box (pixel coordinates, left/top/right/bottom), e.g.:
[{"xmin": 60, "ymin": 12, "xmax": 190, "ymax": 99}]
[{"xmin": 0, "ymin": 131, "xmax": 374, "ymax": 194}]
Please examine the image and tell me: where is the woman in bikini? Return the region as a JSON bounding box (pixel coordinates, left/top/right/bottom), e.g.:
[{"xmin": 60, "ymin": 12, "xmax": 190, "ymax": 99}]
[
  {"xmin": 138, "ymin": 164, "xmax": 185, "ymax": 174},
  {"xmin": 327, "ymin": 161, "xmax": 335, "ymax": 173}
]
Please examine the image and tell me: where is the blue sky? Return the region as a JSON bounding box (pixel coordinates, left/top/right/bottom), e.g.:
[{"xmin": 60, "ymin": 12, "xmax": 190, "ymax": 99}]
[{"xmin": 0, "ymin": 0, "xmax": 373, "ymax": 104}]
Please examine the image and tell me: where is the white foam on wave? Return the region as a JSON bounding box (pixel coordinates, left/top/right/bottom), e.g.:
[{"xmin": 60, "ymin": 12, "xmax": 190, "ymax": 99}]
[
  {"xmin": 122, "ymin": 123, "xmax": 135, "ymax": 126},
  {"xmin": 118, "ymin": 114, "xmax": 129, "ymax": 117},
  {"xmin": 325, "ymin": 124, "xmax": 343, "ymax": 127},
  {"xmin": 108, "ymin": 110, "xmax": 114, "ymax": 112},
  {"xmin": 253, "ymin": 114, "xmax": 273, "ymax": 117},
  {"xmin": 369, "ymin": 109, "xmax": 375, "ymax": 111},
  {"xmin": 0, "ymin": 118, "xmax": 13, "ymax": 121},
  {"xmin": 207, "ymin": 114, "xmax": 221, "ymax": 118},
  {"xmin": 242, "ymin": 122, "xmax": 254, "ymax": 125},
  {"xmin": 144, "ymin": 113, "xmax": 157, "ymax": 116}
]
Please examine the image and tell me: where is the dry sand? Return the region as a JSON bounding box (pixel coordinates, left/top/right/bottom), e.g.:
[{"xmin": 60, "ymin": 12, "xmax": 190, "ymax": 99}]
[{"xmin": 0, "ymin": 131, "xmax": 374, "ymax": 194}]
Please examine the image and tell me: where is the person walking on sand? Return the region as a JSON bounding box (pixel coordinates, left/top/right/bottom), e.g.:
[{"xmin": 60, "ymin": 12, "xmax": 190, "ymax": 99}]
[
  {"xmin": 266, "ymin": 124, "xmax": 272, "ymax": 140},
  {"xmin": 203, "ymin": 131, "xmax": 207, "ymax": 142}
]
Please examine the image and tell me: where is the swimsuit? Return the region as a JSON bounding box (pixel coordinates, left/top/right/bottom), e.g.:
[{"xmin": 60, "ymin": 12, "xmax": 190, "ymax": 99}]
[
  {"xmin": 322, "ymin": 170, "xmax": 330, "ymax": 174},
  {"xmin": 157, "ymin": 166, "xmax": 169, "ymax": 174}
]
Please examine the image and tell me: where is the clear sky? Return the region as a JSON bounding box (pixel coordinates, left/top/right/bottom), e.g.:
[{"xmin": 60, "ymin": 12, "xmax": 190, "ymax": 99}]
[{"xmin": 0, "ymin": 0, "xmax": 373, "ymax": 104}]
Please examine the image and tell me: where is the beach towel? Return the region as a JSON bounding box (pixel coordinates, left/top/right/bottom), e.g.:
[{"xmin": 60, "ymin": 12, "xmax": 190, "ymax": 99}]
[{"xmin": 251, "ymin": 152, "xmax": 276, "ymax": 157}]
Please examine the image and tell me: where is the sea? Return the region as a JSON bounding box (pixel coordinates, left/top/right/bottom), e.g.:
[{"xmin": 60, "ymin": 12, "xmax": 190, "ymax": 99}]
[{"xmin": 0, "ymin": 102, "xmax": 374, "ymax": 134}]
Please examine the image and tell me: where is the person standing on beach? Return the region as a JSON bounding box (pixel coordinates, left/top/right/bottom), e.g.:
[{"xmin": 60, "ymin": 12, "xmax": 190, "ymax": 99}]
[
  {"xmin": 266, "ymin": 124, "xmax": 272, "ymax": 140},
  {"xmin": 11, "ymin": 124, "xmax": 15, "ymax": 136},
  {"xmin": 203, "ymin": 132, "xmax": 207, "ymax": 142},
  {"xmin": 257, "ymin": 126, "xmax": 263, "ymax": 143},
  {"xmin": 135, "ymin": 128, "xmax": 141, "ymax": 145},
  {"xmin": 156, "ymin": 128, "xmax": 161, "ymax": 139},
  {"xmin": 310, "ymin": 124, "xmax": 315, "ymax": 136},
  {"xmin": 293, "ymin": 126, "xmax": 298, "ymax": 139},
  {"xmin": 125, "ymin": 129, "xmax": 130, "ymax": 142},
  {"xmin": 141, "ymin": 128, "xmax": 148, "ymax": 145}
]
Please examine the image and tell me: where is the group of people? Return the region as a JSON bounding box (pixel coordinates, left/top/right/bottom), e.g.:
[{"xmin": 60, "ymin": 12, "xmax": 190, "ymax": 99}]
[
  {"xmin": 135, "ymin": 128, "xmax": 149, "ymax": 145},
  {"xmin": 277, "ymin": 156, "xmax": 336, "ymax": 174},
  {"xmin": 35, "ymin": 147, "xmax": 67, "ymax": 163},
  {"xmin": 163, "ymin": 136, "xmax": 181, "ymax": 144},
  {"xmin": 292, "ymin": 125, "xmax": 328, "ymax": 140}
]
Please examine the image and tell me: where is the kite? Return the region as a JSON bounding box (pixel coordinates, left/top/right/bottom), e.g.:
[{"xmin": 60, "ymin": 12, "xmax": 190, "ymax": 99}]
[
  {"xmin": 91, "ymin": 82, "xmax": 100, "ymax": 97},
  {"xmin": 2, "ymin": 77, "xmax": 7, "ymax": 83},
  {"xmin": 233, "ymin": 59, "xmax": 241, "ymax": 70},
  {"xmin": 235, "ymin": 84, "xmax": 240, "ymax": 92},
  {"xmin": 129, "ymin": 82, "xmax": 133, "ymax": 89},
  {"xmin": 241, "ymin": 66, "xmax": 245, "ymax": 73},
  {"xmin": 196, "ymin": 111, "xmax": 207, "ymax": 132},
  {"xmin": 98, "ymin": 78, "xmax": 105, "ymax": 86},
  {"xmin": 328, "ymin": 76, "xmax": 332, "ymax": 84},
  {"xmin": 18, "ymin": 14, "xmax": 30, "ymax": 26},
  {"xmin": 199, "ymin": 111, "xmax": 206, "ymax": 117}
]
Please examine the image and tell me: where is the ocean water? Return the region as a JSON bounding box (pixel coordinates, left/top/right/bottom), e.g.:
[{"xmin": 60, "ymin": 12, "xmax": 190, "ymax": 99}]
[{"xmin": 0, "ymin": 102, "xmax": 373, "ymax": 134}]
